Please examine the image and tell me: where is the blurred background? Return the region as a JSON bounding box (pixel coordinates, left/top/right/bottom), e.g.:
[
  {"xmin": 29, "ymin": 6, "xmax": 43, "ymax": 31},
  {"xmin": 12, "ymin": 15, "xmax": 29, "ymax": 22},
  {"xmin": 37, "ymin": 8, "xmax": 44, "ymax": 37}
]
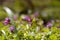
[{"xmin": 0, "ymin": 0, "xmax": 60, "ymax": 21}]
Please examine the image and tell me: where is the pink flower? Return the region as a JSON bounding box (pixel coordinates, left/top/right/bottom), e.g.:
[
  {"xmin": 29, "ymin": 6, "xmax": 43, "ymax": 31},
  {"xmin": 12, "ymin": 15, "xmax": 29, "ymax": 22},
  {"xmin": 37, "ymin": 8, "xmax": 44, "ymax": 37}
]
[
  {"xmin": 5, "ymin": 17, "xmax": 10, "ymax": 22},
  {"xmin": 3, "ymin": 17, "xmax": 10, "ymax": 25},
  {"xmin": 13, "ymin": 15, "xmax": 17, "ymax": 20},
  {"xmin": 24, "ymin": 16, "xmax": 32, "ymax": 22},
  {"xmin": 3, "ymin": 20, "xmax": 9, "ymax": 25},
  {"xmin": 10, "ymin": 26, "xmax": 15, "ymax": 32},
  {"xmin": 46, "ymin": 22, "xmax": 52, "ymax": 28}
]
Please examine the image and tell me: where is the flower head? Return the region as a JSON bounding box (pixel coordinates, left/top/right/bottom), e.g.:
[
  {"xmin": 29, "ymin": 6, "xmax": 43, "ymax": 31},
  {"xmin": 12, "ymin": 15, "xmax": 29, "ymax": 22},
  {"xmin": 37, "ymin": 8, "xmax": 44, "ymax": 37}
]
[
  {"xmin": 3, "ymin": 20, "xmax": 9, "ymax": 25},
  {"xmin": 46, "ymin": 22, "xmax": 53, "ymax": 28},
  {"xmin": 13, "ymin": 15, "xmax": 17, "ymax": 20},
  {"xmin": 3, "ymin": 17, "xmax": 10, "ymax": 25},
  {"xmin": 5, "ymin": 17, "xmax": 10, "ymax": 22},
  {"xmin": 24, "ymin": 16, "xmax": 32, "ymax": 22},
  {"xmin": 10, "ymin": 26, "xmax": 15, "ymax": 32}
]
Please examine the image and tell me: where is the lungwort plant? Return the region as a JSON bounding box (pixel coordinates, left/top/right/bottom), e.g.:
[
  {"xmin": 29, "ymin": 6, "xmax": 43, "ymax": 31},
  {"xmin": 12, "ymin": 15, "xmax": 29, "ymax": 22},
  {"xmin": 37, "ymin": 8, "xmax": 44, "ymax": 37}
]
[{"xmin": 0, "ymin": 6, "xmax": 60, "ymax": 40}]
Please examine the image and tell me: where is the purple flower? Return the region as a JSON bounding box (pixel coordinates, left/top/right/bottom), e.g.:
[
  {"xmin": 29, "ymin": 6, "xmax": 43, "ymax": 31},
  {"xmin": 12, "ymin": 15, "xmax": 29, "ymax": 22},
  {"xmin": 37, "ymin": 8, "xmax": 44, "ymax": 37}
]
[
  {"xmin": 5, "ymin": 17, "xmax": 10, "ymax": 22},
  {"xmin": 10, "ymin": 26, "xmax": 15, "ymax": 32},
  {"xmin": 3, "ymin": 17, "xmax": 10, "ymax": 25},
  {"xmin": 24, "ymin": 16, "xmax": 32, "ymax": 22},
  {"xmin": 13, "ymin": 15, "xmax": 17, "ymax": 20},
  {"xmin": 3, "ymin": 20, "xmax": 9, "ymax": 25},
  {"xmin": 46, "ymin": 22, "xmax": 52, "ymax": 27}
]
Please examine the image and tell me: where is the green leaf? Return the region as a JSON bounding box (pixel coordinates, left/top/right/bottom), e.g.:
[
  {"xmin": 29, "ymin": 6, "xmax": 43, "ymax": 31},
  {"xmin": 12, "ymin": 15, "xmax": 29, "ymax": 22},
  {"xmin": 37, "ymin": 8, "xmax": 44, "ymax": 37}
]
[{"xmin": 49, "ymin": 34, "xmax": 57, "ymax": 40}]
